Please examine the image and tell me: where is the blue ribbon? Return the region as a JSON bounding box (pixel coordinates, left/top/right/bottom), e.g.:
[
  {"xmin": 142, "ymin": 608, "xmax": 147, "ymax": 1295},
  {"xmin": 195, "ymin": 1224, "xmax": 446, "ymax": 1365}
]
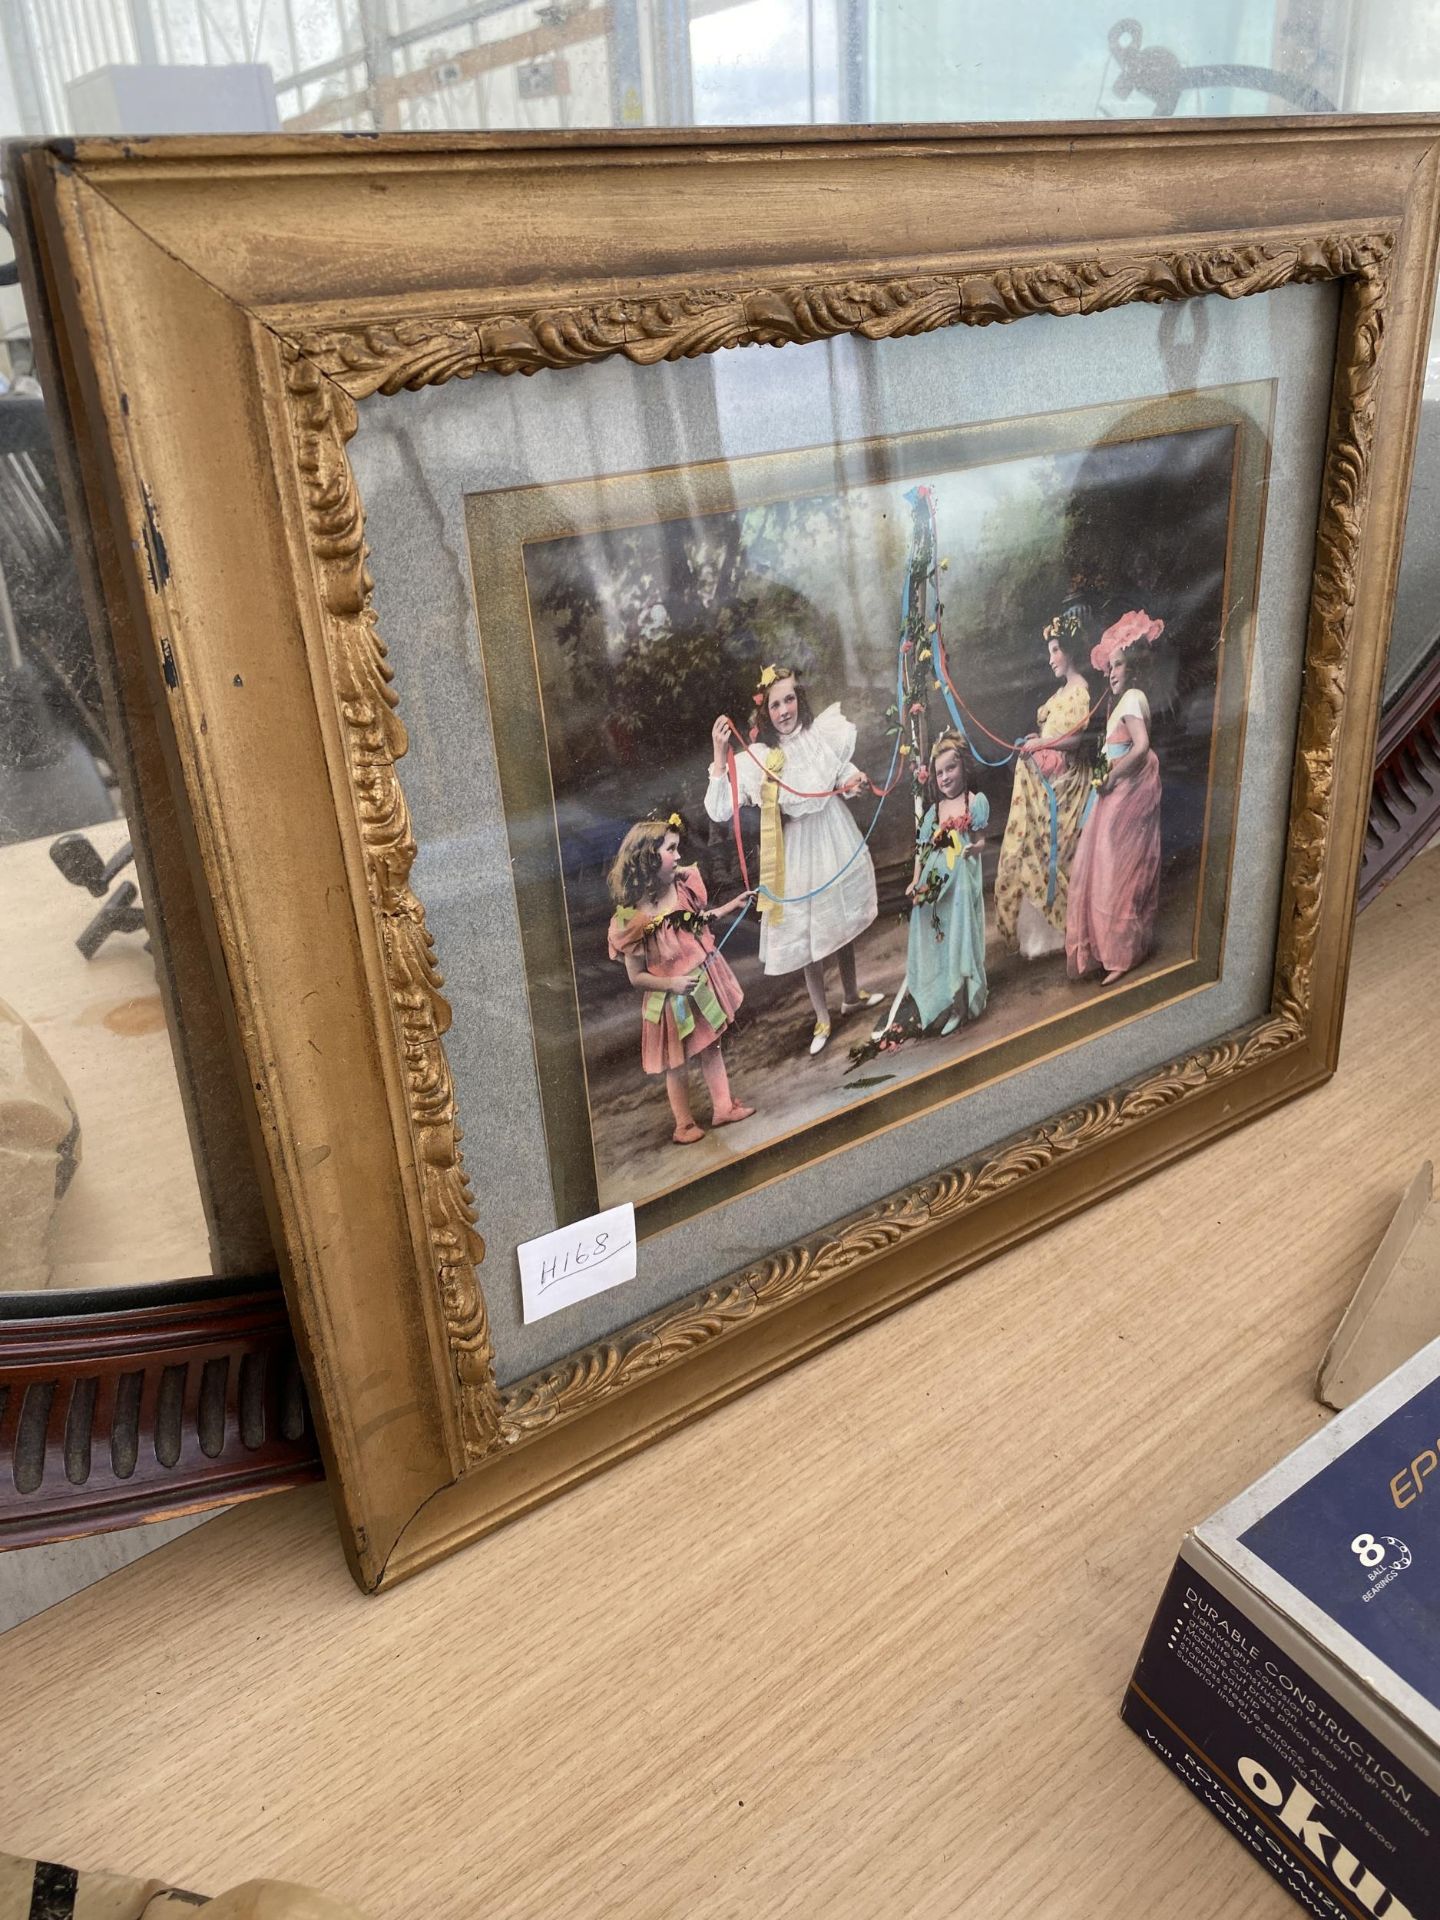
[{"xmin": 1023, "ymin": 755, "xmax": 1064, "ymax": 910}]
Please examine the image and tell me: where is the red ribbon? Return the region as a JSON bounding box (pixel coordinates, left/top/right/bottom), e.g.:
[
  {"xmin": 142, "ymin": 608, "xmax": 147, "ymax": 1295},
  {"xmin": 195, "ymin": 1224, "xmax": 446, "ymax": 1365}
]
[
  {"xmin": 718, "ymin": 717, "xmax": 901, "ymax": 801},
  {"xmin": 726, "ymin": 742, "xmax": 750, "ymax": 894}
]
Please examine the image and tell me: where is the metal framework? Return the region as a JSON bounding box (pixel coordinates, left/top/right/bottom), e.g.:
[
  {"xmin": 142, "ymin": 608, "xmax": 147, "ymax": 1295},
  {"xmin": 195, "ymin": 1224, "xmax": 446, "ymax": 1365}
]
[{"xmin": 0, "ymin": 0, "xmax": 737, "ymax": 133}]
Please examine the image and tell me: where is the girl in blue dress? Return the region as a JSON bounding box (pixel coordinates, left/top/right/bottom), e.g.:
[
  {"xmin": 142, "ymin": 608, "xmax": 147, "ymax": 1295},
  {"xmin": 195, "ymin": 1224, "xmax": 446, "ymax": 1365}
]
[{"xmin": 904, "ymin": 731, "xmax": 990, "ymax": 1037}]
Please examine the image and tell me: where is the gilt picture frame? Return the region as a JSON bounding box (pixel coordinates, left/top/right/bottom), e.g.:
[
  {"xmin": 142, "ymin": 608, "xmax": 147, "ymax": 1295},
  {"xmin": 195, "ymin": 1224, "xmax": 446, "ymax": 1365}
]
[{"xmin": 20, "ymin": 119, "xmax": 1440, "ymax": 1589}]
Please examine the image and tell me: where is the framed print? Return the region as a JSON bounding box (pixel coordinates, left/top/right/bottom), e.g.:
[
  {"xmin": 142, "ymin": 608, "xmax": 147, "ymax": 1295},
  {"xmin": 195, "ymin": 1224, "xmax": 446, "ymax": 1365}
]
[
  {"xmin": 471, "ymin": 388, "xmax": 1267, "ymax": 1237},
  {"xmin": 19, "ymin": 119, "xmax": 1440, "ymax": 1589}
]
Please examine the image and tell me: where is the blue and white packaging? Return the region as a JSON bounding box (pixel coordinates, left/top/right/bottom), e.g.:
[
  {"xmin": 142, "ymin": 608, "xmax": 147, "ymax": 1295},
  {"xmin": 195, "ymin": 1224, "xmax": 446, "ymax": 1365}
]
[{"xmin": 1124, "ymin": 1335, "xmax": 1440, "ymax": 1918}]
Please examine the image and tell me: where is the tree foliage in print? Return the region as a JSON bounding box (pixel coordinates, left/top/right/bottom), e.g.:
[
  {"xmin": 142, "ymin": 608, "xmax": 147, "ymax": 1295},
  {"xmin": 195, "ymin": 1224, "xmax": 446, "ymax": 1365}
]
[{"xmin": 533, "ymin": 495, "xmax": 847, "ymax": 774}]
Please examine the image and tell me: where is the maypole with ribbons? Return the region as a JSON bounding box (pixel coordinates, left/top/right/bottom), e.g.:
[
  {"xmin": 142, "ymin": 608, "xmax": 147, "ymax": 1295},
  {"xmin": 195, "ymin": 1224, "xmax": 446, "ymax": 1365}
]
[{"xmin": 690, "ymin": 483, "xmax": 1105, "ymax": 1056}]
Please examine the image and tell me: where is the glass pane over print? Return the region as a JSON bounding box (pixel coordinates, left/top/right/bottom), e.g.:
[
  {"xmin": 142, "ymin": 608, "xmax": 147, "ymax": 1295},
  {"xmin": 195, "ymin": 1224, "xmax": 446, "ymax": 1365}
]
[
  {"xmin": 484, "ymin": 393, "xmax": 1263, "ymax": 1232},
  {"xmin": 353, "ymin": 277, "xmax": 1338, "ymax": 1381}
]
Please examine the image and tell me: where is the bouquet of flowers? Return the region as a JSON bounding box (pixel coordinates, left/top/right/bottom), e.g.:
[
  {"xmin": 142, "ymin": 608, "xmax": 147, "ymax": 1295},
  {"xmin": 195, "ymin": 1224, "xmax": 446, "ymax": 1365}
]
[
  {"xmin": 909, "ymin": 870, "xmax": 948, "ymax": 910},
  {"xmin": 1089, "ymin": 743, "xmax": 1111, "ymax": 798},
  {"xmin": 845, "ymin": 1004, "xmax": 924, "ymax": 1073}
]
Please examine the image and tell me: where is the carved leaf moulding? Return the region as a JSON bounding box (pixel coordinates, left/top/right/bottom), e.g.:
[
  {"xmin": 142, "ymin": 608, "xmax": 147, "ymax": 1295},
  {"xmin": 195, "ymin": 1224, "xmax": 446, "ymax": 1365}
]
[
  {"xmin": 291, "ymin": 230, "xmax": 1395, "ymax": 397},
  {"xmin": 284, "ymin": 349, "xmax": 504, "ymax": 1459},
  {"xmin": 279, "ymin": 225, "xmax": 1388, "ymax": 1464},
  {"xmin": 1273, "ymin": 258, "xmax": 1388, "ymax": 1027},
  {"xmin": 500, "ymin": 1012, "xmax": 1306, "ymax": 1438}
]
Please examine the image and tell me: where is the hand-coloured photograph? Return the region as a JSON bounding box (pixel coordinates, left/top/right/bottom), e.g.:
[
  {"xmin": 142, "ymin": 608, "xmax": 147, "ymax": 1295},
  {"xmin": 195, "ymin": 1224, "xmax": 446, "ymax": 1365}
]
[{"xmin": 467, "ymin": 385, "xmax": 1271, "ymax": 1236}]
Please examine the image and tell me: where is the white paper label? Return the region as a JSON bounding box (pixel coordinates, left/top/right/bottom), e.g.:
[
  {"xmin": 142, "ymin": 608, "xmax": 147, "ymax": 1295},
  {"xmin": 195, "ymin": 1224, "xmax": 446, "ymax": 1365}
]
[{"xmin": 517, "ymin": 1203, "xmax": 637, "ymax": 1324}]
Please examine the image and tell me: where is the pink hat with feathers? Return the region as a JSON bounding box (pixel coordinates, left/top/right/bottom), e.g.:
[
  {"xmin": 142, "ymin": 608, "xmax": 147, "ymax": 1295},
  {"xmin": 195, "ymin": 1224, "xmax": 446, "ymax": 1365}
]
[{"xmin": 1091, "ymin": 609, "xmax": 1164, "ymax": 673}]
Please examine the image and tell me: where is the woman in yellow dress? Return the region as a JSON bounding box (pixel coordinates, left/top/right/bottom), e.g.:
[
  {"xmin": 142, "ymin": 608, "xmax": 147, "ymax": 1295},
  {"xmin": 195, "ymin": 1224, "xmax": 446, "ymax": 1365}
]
[{"xmin": 994, "ymin": 612, "xmax": 1095, "ymax": 959}]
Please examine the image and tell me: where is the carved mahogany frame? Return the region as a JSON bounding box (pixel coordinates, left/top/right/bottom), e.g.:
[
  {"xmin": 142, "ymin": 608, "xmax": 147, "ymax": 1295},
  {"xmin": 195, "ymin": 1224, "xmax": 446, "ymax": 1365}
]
[{"xmin": 20, "ymin": 123, "xmax": 1440, "ymax": 1589}]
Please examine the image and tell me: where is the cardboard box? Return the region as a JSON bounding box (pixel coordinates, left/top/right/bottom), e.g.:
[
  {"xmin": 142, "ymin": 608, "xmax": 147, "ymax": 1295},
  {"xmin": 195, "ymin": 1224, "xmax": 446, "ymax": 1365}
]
[{"xmin": 1123, "ymin": 1335, "xmax": 1440, "ymax": 1918}]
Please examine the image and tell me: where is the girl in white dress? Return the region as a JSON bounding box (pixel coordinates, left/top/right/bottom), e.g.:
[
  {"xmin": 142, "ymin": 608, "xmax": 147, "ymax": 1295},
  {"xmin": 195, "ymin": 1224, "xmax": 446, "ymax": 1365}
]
[{"xmin": 706, "ymin": 667, "xmax": 883, "ymax": 1055}]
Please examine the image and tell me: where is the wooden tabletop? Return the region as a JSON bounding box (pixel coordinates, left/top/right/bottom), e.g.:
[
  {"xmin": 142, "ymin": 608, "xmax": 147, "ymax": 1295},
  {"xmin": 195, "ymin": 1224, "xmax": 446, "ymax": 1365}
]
[{"xmin": 2, "ymin": 850, "xmax": 1437, "ymax": 1918}]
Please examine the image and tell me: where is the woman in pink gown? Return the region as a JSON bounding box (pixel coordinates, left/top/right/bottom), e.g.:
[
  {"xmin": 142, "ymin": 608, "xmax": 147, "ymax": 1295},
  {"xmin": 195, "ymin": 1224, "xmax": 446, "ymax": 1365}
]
[{"xmin": 1066, "ymin": 610, "xmax": 1164, "ymax": 986}]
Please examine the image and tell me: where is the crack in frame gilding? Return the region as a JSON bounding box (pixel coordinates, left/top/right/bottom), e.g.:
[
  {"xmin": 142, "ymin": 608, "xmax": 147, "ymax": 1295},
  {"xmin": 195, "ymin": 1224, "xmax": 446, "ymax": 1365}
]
[{"xmin": 280, "ymin": 228, "xmax": 1390, "ymax": 1459}]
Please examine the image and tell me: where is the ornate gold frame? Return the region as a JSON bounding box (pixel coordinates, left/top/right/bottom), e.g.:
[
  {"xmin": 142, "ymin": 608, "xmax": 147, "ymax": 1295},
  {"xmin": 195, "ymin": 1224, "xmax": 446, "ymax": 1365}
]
[{"xmin": 21, "ymin": 123, "xmax": 1439, "ymax": 1588}]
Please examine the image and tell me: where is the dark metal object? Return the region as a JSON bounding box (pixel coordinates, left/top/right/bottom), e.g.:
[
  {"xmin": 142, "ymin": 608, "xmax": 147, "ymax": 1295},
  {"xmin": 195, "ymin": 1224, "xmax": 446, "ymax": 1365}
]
[
  {"xmin": 72, "ymin": 877, "xmax": 147, "ymax": 958},
  {"xmin": 49, "ymin": 828, "xmax": 151, "ymax": 956},
  {"xmin": 49, "ymin": 827, "xmax": 132, "ymax": 893},
  {"xmin": 0, "ymin": 1283, "xmax": 323, "ymax": 1547},
  {"xmin": 1107, "ymin": 18, "xmax": 1336, "ymax": 117}
]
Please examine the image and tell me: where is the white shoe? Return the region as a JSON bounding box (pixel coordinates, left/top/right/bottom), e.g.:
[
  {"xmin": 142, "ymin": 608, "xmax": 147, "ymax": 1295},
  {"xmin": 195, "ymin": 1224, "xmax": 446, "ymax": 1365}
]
[
  {"xmin": 809, "ymin": 1021, "xmax": 831, "ymax": 1056},
  {"xmin": 940, "ymin": 1013, "xmax": 962, "ymax": 1037},
  {"xmin": 840, "ymin": 990, "xmax": 884, "ymax": 1017}
]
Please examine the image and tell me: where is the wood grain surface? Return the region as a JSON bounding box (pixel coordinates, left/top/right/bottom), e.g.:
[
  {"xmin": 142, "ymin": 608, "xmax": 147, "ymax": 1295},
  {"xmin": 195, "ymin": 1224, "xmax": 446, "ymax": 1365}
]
[{"xmin": 1, "ymin": 849, "xmax": 1437, "ymax": 1917}]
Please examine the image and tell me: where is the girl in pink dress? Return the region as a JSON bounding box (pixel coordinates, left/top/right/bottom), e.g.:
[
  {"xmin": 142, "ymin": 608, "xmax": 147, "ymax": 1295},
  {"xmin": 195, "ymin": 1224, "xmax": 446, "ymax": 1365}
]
[
  {"xmin": 1066, "ymin": 610, "xmax": 1164, "ymax": 986},
  {"xmin": 607, "ymin": 816, "xmax": 756, "ymax": 1145}
]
